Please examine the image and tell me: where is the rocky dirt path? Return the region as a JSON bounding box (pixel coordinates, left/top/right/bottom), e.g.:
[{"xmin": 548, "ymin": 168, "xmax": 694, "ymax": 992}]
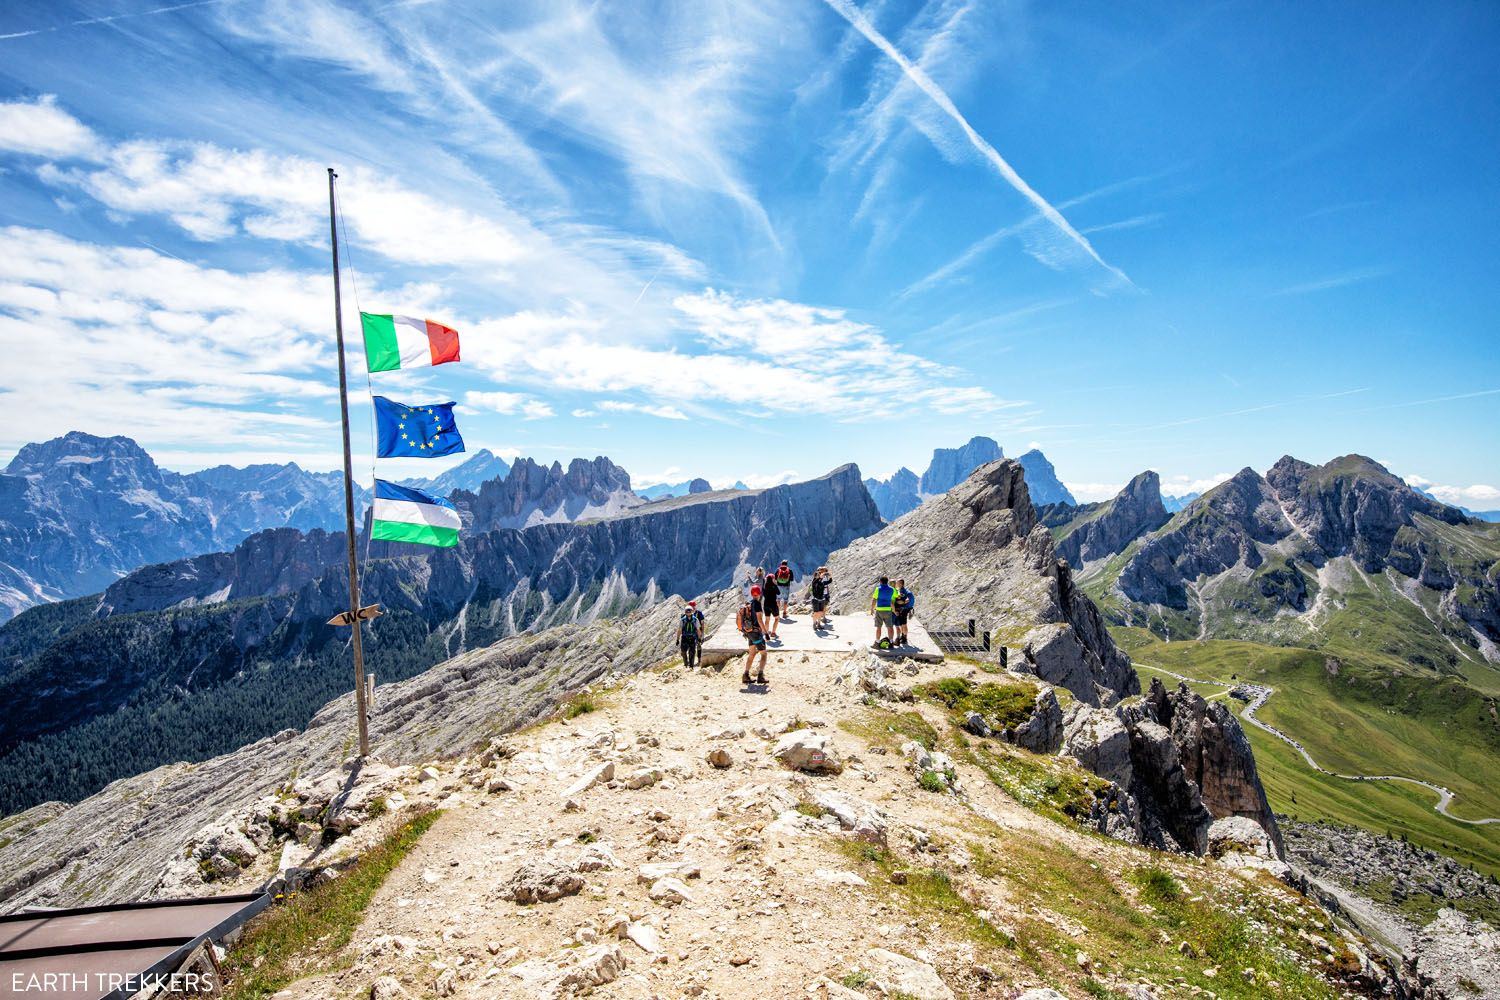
[
  {"xmin": 1137, "ymin": 662, "xmax": 1500, "ymax": 826},
  {"xmin": 261, "ymin": 646, "xmax": 1146, "ymax": 1000}
]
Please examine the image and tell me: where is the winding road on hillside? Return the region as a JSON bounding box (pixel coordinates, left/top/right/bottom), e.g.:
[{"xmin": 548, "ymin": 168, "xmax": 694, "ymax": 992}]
[{"xmin": 1138, "ymin": 663, "xmax": 1500, "ymax": 826}]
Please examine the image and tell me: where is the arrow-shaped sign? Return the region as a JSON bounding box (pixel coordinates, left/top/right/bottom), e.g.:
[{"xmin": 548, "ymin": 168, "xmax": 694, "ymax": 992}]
[{"xmin": 327, "ymin": 604, "xmax": 384, "ymax": 627}]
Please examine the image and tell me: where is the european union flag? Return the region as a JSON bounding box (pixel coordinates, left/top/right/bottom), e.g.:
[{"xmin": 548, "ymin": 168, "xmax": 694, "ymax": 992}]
[{"xmin": 373, "ymin": 396, "xmax": 466, "ymax": 458}]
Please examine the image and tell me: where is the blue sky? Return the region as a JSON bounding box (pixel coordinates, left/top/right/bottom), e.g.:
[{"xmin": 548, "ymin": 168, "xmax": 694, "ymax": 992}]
[{"xmin": 0, "ymin": 1, "xmax": 1495, "ymax": 506}]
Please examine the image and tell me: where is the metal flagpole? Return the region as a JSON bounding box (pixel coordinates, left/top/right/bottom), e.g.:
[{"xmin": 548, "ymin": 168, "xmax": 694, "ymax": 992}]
[{"xmin": 327, "ymin": 167, "xmax": 371, "ymax": 758}]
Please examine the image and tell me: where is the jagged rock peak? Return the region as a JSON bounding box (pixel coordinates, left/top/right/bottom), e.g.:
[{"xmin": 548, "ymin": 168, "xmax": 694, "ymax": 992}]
[
  {"xmin": 1049, "ymin": 470, "xmax": 1169, "ymax": 569},
  {"xmin": 687, "ymin": 478, "xmax": 711, "ymax": 494},
  {"xmin": 1124, "ymin": 678, "xmax": 1283, "ymax": 856},
  {"xmin": 919, "ymin": 435, "xmax": 1003, "ymax": 495},
  {"xmin": 458, "ymin": 455, "xmax": 642, "ymax": 530},
  {"xmin": 1015, "ymin": 448, "xmax": 1076, "ymax": 506}
]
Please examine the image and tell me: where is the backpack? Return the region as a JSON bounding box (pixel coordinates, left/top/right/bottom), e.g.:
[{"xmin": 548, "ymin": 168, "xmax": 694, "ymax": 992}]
[
  {"xmin": 737, "ymin": 603, "xmax": 759, "ymax": 634},
  {"xmin": 894, "ymin": 590, "xmax": 910, "ymax": 612},
  {"xmin": 776, "ymin": 567, "xmax": 793, "ymax": 585},
  {"xmin": 680, "ymin": 612, "xmax": 698, "ymax": 639}
]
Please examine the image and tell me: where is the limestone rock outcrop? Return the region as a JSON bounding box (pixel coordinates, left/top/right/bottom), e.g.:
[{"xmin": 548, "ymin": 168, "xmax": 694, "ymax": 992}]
[{"xmin": 829, "ymin": 459, "xmax": 1138, "ymax": 706}]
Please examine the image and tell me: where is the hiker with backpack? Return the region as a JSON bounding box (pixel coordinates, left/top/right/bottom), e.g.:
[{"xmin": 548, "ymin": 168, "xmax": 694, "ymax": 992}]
[
  {"xmin": 678, "ymin": 599, "xmax": 705, "ymax": 668},
  {"xmin": 870, "ymin": 575, "xmax": 897, "ymax": 649},
  {"xmin": 892, "ymin": 579, "xmax": 914, "ymax": 647},
  {"xmin": 809, "ymin": 566, "xmax": 832, "ymax": 631},
  {"xmin": 738, "ymin": 587, "xmax": 770, "ymax": 686},
  {"xmin": 773, "ymin": 560, "xmax": 795, "ymax": 620},
  {"xmin": 760, "ymin": 569, "xmax": 782, "ymax": 640}
]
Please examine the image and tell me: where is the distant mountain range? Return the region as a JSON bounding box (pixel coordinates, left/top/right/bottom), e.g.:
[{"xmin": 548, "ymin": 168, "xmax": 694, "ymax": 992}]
[
  {"xmin": 1039, "ymin": 455, "xmax": 1500, "ymax": 660},
  {"xmin": 1162, "ymin": 491, "xmax": 1199, "ymax": 512},
  {"xmin": 863, "ymin": 435, "xmax": 1076, "ymax": 520},
  {"xmin": 0, "ymin": 434, "xmax": 515, "ymax": 623},
  {"xmin": 635, "ymin": 477, "xmax": 747, "ymax": 500}
]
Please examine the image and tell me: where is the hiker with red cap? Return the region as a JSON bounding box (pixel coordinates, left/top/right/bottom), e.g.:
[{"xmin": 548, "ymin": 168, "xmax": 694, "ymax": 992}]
[
  {"xmin": 678, "ymin": 599, "xmax": 706, "ymax": 669},
  {"xmin": 738, "ymin": 586, "xmax": 770, "ymax": 686}
]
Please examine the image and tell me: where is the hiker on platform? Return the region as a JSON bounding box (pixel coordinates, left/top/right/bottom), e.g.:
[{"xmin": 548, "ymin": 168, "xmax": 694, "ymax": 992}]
[
  {"xmin": 870, "ymin": 575, "xmax": 897, "ymax": 649},
  {"xmin": 678, "ymin": 599, "xmax": 705, "ymax": 668},
  {"xmin": 774, "ymin": 560, "xmax": 794, "ymax": 620},
  {"xmin": 892, "ymin": 579, "xmax": 914, "ymax": 647},
  {"xmin": 739, "ymin": 587, "xmax": 769, "ymax": 686},
  {"xmin": 761, "ymin": 570, "xmax": 782, "ymax": 640},
  {"xmin": 809, "ymin": 566, "xmax": 832, "ymax": 631}
]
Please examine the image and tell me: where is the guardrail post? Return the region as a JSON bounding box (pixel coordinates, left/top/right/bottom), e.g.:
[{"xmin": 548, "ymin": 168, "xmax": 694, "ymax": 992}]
[
  {"xmin": 983, "ymin": 631, "xmax": 990, "ymax": 652},
  {"xmin": 967, "ymin": 618, "xmax": 975, "ymax": 638}
]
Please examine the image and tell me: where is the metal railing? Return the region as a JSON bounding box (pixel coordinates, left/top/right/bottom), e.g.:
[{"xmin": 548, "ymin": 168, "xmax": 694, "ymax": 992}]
[{"xmin": 927, "ymin": 618, "xmax": 992, "ymax": 654}]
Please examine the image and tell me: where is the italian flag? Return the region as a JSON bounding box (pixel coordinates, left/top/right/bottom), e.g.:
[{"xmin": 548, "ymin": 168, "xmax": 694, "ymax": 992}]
[
  {"xmin": 361, "ymin": 312, "xmax": 460, "ymax": 373},
  {"xmin": 371, "ymin": 479, "xmax": 461, "ymax": 547}
]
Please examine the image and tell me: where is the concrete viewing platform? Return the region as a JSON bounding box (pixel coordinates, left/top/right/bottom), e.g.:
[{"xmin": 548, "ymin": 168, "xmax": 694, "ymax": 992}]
[{"xmin": 699, "ymin": 612, "xmax": 943, "ymax": 667}]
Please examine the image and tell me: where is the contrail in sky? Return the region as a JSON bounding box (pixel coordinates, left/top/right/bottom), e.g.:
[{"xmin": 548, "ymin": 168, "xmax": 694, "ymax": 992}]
[
  {"xmin": 822, "ymin": 0, "xmax": 1132, "ymax": 288},
  {"xmin": 0, "ymin": 0, "xmax": 224, "ymax": 41}
]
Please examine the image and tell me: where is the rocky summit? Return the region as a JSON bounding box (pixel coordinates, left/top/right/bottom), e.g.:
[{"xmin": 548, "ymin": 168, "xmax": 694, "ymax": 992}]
[
  {"xmin": 1039, "ymin": 470, "xmax": 1170, "ymax": 570},
  {"xmin": 0, "ymin": 458, "xmax": 1431, "ymax": 1000},
  {"xmin": 832, "ymin": 458, "xmax": 1136, "ymax": 706}
]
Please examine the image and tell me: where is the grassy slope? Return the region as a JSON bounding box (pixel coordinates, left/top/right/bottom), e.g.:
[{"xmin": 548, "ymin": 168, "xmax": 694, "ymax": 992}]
[{"xmin": 1121, "ymin": 633, "xmax": 1500, "ymax": 877}]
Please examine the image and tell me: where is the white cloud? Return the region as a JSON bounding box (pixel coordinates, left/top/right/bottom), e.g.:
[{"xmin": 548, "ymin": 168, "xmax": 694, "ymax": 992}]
[
  {"xmin": 571, "ymin": 408, "xmax": 598, "ymax": 418},
  {"xmin": 597, "ymin": 400, "xmax": 689, "ymax": 421},
  {"xmin": 0, "ymin": 226, "xmax": 354, "ymax": 461},
  {"xmin": 455, "ymin": 289, "xmax": 1028, "ymax": 426},
  {"xmin": 0, "ymin": 95, "xmax": 100, "ymax": 158},
  {"xmin": 42, "ymin": 141, "xmax": 529, "ymax": 266},
  {"xmin": 1064, "ymin": 482, "xmax": 1124, "ymax": 503},
  {"xmin": 733, "ymin": 470, "xmax": 801, "ymax": 490},
  {"xmin": 1162, "ymin": 472, "xmax": 1233, "ymax": 497},
  {"xmin": 464, "ymin": 391, "xmax": 555, "ymax": 420},
  {"xmin": 1403, "ymin": 475, "xmax": 1500, "ymax": 510}
]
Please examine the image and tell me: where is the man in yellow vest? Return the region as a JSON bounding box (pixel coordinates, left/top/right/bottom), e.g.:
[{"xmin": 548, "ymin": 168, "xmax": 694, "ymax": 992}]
[{"xmin": 869, "ymin": 575, "xmax": 897, "ymax": 650}]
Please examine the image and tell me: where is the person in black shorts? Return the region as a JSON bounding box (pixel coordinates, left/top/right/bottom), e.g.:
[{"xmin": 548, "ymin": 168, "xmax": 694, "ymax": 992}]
[
  {"xmin": 891, "ymin": 578, "xmax": 912, "ymax": 647},
  {"xmin": 760, "ymin": 569, "xmax": 781, "ymax": 639},
  {"xmin": 739, "ymin": 588, "xmax": 769, "ymax": 685},
  {"xmin": 809, "ymin": 566, "xmax": 831, "ymax": 631}
]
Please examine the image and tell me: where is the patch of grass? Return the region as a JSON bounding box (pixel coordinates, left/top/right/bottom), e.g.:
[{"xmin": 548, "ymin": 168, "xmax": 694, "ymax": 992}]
[
  {"xmin": 966, "ymin": 740, "xmax": 1113, "ymax": 829},
  {"xmin": 563, "ymin": 696, "xmax": 597, "ymax": 719},
  {"xmin": 1127, "ymin": 865, "xmax": 1183, "ymax": 906},
  {"xmin": 795, "ymin": 800, "xmax": 828, "ymax": 819},
  {"xmin": 916, "ymin": 677, "xmax": 1036, "ymax": 731},
  {"xmin": 364, "ymin": 795, "xmax": 387, "ymax": 820},
  {"xmin": 220, "ymin": 808, "xmax": 441, "ymax": 1000},
  {"xmin": 839, "ymin": 970, "xmax": 870, "ymax": 989},
  {"xmin": 917, "ymin": 769, "xmax": 945, "ymax": 793},
  {"xmin": 829, "ymin": 839, "xmax": 1014, "ymax": 955},
  {"xmin": 838, "ymin": 708, "xmax": 940, "ymax": 751}
]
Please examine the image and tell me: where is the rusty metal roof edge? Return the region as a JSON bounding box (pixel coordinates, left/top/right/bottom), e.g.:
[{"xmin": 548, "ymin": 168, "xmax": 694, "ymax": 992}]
[{"xmin": 0, "ymin": 892, "xmax": 268, "ymax": 925}]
